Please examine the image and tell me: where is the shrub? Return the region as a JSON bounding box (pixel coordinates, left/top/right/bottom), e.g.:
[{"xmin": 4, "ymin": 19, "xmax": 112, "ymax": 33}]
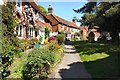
[
  {"xmin": 88, "ymin": 32, "xmax": 95, "ymax": 42},
  {"xmin": 17, "ymin": 39, "xmax": 25, "ymax": 51},
  {"xmin": 56, "ymin": 34, "xmax": 65, "ymax": 45},
  {"xmin": 39, "ymin": 36, "xmax": 43, "ymax": 43},
  {"xmin": 22, "ymin": 48, "xmax": 56, "ymax": 79},
  {"xmin": 44, "ymin": 39, "xmax": 49, "ymax": 44},
  {"xmin": 45, "ymin": 27, "xmax": 50, "ymax": 39},
  {"xmin": 48, "ymin": 36, "xmax": 56, "ymax": 42},
  {"xmin": 34, "ymin": 38, "xmax": 39, "ymax": 43},
  {"xmin": 47, "ymin": 41, "xmax": 60, "ymax": 51}
]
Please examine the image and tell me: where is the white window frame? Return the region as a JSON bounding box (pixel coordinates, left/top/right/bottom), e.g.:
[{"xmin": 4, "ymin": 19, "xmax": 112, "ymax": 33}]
[
  {"xmin": 62, "ymin": 25, "xmax": 64, "ymax": 30},
  {"xmin": 16, "ymin": 0, "xmax": 22, "ymax": 10},
  {"xmin": 67, "ymin": 26, "xmax": 69, "ymax": 31},
  {"xmin": 39, "ymin": 14, "xmax": 45, "ymax": 23}
]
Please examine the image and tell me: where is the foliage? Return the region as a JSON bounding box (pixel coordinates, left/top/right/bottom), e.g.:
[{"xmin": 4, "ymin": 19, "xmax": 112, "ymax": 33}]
[
  {"xmin": 79, "ymin": 30, "xmax": 84, "ymax": 40},
  {"xmin": 38, "ymin": 4, "xmax": 48, "ymax": 14},
  {"xmin": 34, "ymin": 38, "xmax": 39, "ymax": 43},
  {"xmin": 48, "ymin": 36, "xmax": 56, "ymax": 42},
  {"xmin": 47, "ymin": 41, "xmax": 60, "ymax": 52},
  {"xmin": 1, "ymin": 2, "xmax": 19, "ymax": 78},
  {"xmin": 7, "ymin": 53, "xmax": 28, "ymax": 78},
  {"xmin": 39, "ymin": 36, "xmax": 43, "ymax": 43},
  {"xmin": 74, "ymin": 2, "xmax": 120, "ymax": 43},
  {"xmin": 73, "ymin": 2, "xmax": 97, "ymax": 13},
  {"xmin": 22, "ymin": 48, "xmax": 56, "ymax": 79},
  {"xmin": 88, "ymin": 32, "xmax": 95, "ymax": 42},
  {"xmin": 17, "ymin": 39, "xmax": 35, "ymax": 51},
  {"xmin": 44, "ymin": 39, "xmax": 49, "ymax": 44},
  {"xmin": 74, "ymin": 41, "xmax": 120, "ymax": 78},
  {"xmin": 74, "ymin": 31, "xmax": 84, "ymax": 41},
  {"xmin": 45, "ymin": 27, "xmax": 50, "ymax": 39},
  {"xmin": 56, "ymin": 34, "xmax": 65, "ymax": 45}
]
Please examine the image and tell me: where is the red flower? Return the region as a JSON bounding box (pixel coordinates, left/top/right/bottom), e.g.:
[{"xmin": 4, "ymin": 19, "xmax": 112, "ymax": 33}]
[{"xmin": 48, "ymin": 36, "xmax": 56, "ymax": 42}]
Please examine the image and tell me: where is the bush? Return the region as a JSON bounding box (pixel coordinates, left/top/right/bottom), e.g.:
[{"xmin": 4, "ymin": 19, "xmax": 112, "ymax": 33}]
[
  {"xmin": 56, "ymin": 34, "xmax": 65, "ymax": 45},
  {"xmin": 39, "ymin": 36, "xmax": 43, "ymax": 43},
  {"xmin": 34, "ymin": 38, "xmax": 39, "ymax": 43},
  {"xmin": 48, "ymin": 36, "xmax": 56, "ymax": 42},
  {"xmin": 44, "ymin": 39, "xmax": 49, "ymax": 44},
  {"xmin": 47, "ymin": 41, "xmax": 60, "ymax": 51},
  {"xmin": 45, "ymin": 27, "xmax": 50, "ymax": 39},
  {"xmin": 22, "ymin": 48, "xmax": 56, "ymax": 79},
  {"xmin": 88, "ymin": 32, "xmax": 95, "ymax": 42}
]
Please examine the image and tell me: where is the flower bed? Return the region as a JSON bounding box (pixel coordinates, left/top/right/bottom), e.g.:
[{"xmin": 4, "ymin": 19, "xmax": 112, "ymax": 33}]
[{"xmin": 22, "ymin": 41, "xmax": 64, "ymax": 79}]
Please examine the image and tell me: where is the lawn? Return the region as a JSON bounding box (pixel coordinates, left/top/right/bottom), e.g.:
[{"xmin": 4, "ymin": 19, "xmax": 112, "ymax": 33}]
[{"xmin": 74, "ymin": 41, "xmax": 120, "ymax": 79}]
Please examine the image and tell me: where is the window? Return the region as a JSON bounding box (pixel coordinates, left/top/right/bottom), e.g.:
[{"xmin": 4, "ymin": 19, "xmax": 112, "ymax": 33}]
[
  {"xmin": 16, "ymin": 25, "xmax": 22, "ymax": 37},
  {"xmin": 16, "ymin": 26, "xmax": 19, "ymax": 35},
  {"xmin": 35, "ymin": 31, "xmax": 37, "ymax": 37},
  {"xmin": 17, "ymin": 0, "xmax": 21, "ymax": 7},
  {"xmin": 20, "ymin": 25, "xmax": 22, "ymax": 36},
  {"xmin": 62, "ymin": 25, "xmax": 64, "ymax": 30},
  {"xmin": 67, "ymin": 27, "xmax": 69, "ymax": 31},
  {"xmin": 39, "ymin": 14, "xmax": 44, "ymax": 22},
  {"xmin": 16, "ymin": 0, "xmax": 22, "ymax": 10},
  {"xmin": 71, "ymin": 28, "xmax": 73, "ymax": 32}
]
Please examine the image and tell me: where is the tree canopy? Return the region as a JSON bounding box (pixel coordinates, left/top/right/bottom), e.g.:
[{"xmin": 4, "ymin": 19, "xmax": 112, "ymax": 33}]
[
  {"xmin": 38, "ymin": 4, "xmax": 48, "ymax": 14},
  {"xmin": 73, "ymin": 2, "xmax": 120, "ymax": 43}
]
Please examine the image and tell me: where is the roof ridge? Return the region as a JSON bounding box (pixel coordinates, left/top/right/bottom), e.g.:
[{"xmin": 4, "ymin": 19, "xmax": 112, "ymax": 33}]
[
  {"xmin": 48, "ymin": 14, "xmax": 79, "ymax": 29},
  {"xmin": 53, "ymin": 15, "xmax": 78, "ymax": 26}
]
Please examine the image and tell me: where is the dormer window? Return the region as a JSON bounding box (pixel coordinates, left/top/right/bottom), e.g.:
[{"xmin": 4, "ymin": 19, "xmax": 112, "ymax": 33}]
[
  {"xmin": 16, "ymin": 0, "xmax": 22, "ymax": 10},
  {"xmin": 39, "ymin": 14, "xmax": 44, "ymax": 23}
]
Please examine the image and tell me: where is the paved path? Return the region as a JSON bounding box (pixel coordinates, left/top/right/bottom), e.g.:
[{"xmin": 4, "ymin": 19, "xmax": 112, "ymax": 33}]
[{"xmin": 48, "ymin": 41, "xmax": 91, "ymax": 79}]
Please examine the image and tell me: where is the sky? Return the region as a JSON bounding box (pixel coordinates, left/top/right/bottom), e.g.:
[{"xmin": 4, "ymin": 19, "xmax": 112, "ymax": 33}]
[{"xmin": 38, "ymin": 2, "xmax": 87, "ymax": 26}]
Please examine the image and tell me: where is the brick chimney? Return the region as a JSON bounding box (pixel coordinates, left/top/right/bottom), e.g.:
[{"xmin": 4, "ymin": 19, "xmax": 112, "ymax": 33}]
[{"xmin": 48, "ymin": 5, "xmax": 53, "ymax": 14}]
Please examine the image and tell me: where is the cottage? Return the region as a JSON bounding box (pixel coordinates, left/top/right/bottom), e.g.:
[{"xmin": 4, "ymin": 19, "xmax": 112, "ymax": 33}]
[
  {"xmin": 46, "ymin": 5, "xmax": 80, "ymax": 39},
  {"xmin": 14, "ymin": 0, "xmax": 51, "ymax": 44}
]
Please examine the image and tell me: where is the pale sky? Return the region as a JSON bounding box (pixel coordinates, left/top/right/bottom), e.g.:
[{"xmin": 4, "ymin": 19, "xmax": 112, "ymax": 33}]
[{"xmin": 38, "ymin": 1, "xmax": 87, "ymax": 26}]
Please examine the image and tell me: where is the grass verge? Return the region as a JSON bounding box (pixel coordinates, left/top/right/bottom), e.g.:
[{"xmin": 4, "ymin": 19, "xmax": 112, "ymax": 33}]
[{"xmin": 74, "ymin": 41, "xmax": 120, "ymax": 79}]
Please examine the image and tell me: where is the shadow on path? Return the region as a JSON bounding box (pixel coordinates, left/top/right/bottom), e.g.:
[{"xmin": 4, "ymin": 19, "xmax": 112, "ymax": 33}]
[
  {"xmin": 48, "ymin": 41, "xmax": 91, "ymax": 79},
  {"xmin": 59, "ymin": 62, "xmax": 91, "ymax": 79},
  {"xmin": 64, "ymin": 41, "xmax": 74, "ymax": 45}
]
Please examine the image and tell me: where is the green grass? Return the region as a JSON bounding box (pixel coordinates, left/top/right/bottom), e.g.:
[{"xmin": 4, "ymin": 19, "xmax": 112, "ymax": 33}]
[{"xmin": 74, "ymin": 41, "xmax": 120, "ymax": 79}]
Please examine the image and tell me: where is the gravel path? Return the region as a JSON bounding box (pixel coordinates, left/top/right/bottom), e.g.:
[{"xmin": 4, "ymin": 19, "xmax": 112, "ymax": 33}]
[{"xmin": 48, "ymin": 41, "xmax": 91, "ymax": 79}]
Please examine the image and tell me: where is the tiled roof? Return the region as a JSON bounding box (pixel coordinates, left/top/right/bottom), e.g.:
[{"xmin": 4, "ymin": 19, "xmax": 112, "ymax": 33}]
[
  {"xmin": 28, "ymin": 2, "xmax": 51, "ymax": 22},
  {"xmin": 36, "ymin": 20, "xmax": 45, "ymax": 28},
  {"xmin": 37, "ymin": 20, "xmax": 52, "ymax": 31},
  {"xmin": 51, "ymin": 14, "xmax": 79, "ymax": 29},
  {"xmin": 28, "ymin": 2, "xmax": 40, "ymax": 12}
]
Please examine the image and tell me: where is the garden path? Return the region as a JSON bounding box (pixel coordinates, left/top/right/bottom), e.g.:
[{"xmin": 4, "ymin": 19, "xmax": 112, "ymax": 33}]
[{"xmin": 48, "ymin": 41, "xmax": 91, "ymax": 79}]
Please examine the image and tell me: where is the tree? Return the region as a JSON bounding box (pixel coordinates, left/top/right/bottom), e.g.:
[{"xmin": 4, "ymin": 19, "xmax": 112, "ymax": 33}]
[
  {"xmin": 38, "ymin": 4, "xmax": 48, "ymax": 14},
  {"xmin": 1, "ymin": 2, "xmax": 19, "ymax": 78},
  {"xmin": 73, "ymin": 2, "xmax": 97, "ymax": 13},
  {"xmin": 74, "ymin": 2, "xmax": 120, "ymax": 43}
]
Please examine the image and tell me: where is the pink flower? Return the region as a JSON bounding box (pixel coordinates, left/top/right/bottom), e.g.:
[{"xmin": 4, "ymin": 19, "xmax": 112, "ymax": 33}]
[{"xmin": 48, "ymin": 36, "xmax": 56, "ymax": 42}]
